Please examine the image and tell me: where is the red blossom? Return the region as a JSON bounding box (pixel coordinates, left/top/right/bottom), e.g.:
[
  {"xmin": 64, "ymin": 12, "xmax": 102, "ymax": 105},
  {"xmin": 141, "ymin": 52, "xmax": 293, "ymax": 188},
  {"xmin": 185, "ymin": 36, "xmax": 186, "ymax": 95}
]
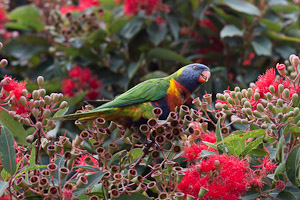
[
  {"xmin": 89, "ymin": 77, "xmax": 102, "ymax": 89},
  {"xmin": 60, "ymin": 0, "xmax": 100, "ymax": 14},
  {"xmin": 87, "ymin": 89, "xmax": 100, "ymax": 100},
  {"xmin": 275, "ymin": 180, "xmax": 285, "ymax": 191},
  {"xmin": 199, "ymin": 19, "xmax": 218, "ymax": 34},
  {"xmin": 80, "ymin": 68, "xmax": 92, "ymax": 82},
  {"xmin": 123, "ymin": 0, "xmax": 162, "ymax": 16},
  {"xmin": 69, "ymin": 66, "xmax": 82, "ymax": 78},
  {"xmin": 62, "ymin": 189, "xmax": 73, "ymax": 200},
  {"xmin": 75, "ymin": 154, "xmax": 98, "ymax": 172},
  {"xmin": 155, "ymin": 16, "xmax": 165, "ymax": 28},
  {"xmin": 276, "ymin": 63, "xmax": 286, "ymax": 77},
  {"xmin": 0, "ymin": 195, "xmax": 10, "ymax": 200},
  {"xmin": 182, "ymin": 143, "xmax": 216, "ymax": 162},
  {"xmin": 254, "ymin": 157, "xmax": 277, "ymax": 174},
  {"xmin": 62, "ymin": 79, "xmax": 75, "ymax": 97},
  {"xmin": 178, "ymin": 155, "xmax": 250, "ymax": 200}
]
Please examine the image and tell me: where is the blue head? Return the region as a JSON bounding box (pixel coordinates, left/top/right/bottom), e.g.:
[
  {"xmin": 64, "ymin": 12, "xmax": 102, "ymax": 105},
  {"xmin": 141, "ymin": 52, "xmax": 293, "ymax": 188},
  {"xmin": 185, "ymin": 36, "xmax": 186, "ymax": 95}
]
[{"xmin": 174, "ymin": 63, "xmax": 210, "ymax": 93}]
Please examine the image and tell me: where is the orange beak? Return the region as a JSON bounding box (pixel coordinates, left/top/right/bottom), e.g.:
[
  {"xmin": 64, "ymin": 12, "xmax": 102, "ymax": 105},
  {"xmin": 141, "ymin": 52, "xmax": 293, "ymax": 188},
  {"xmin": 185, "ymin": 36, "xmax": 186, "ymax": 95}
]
[{"xmin": 198, "ymin": 71, "xmax": 211, "ymax": 83}]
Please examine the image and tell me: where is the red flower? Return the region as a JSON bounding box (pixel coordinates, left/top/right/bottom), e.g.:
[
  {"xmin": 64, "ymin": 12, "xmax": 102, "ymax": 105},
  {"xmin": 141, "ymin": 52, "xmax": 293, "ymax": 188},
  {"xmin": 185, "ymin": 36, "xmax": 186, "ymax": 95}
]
[
  {"xmin": 275, "ymin": 180, "xmax": 285, "ymax": 191},
  {"xmin": 123, "ymin": 0, "xmax": 161, "ymax": 16},
  {"xmin": 69, "ymin": 66, "xmax": 82, "ymax": 78},
  {"xmin": 182, "ymin": 143, "xmax": 216, "ymax": 162},
  {"xmin": 178, "ymin": 155, "xmax": 250, "ymax": 200},
  {"xmin": 0, "ymin": 7, "xmax": 7, "ymax": 30},
  {"xmin": 1, "ymin": 76, "xmax": 27, "ymax": 100},
  {"xmin": 60, "ymin": 0, "xmax": 100, "ymax": 14},
  {"xmin": 89, "ymin": 77, "xmax": 102, "ymax": 89},
  {"xmin": 0, "ymin": 195, "xmax": 10, "ymax": 200},
  {"xmin": 243, "ymin": 53, "xmax": 255, "ymax": 66},
  {"xmin": 62, "ymin": 79, "xmax": 75, "ymax": 97},
  {"xmin": 80, "ymin": 68, "xmax": 92, "ymax": 83},
  {"xmin": 155, "ymin": 16, "xmax": 165, "ymax": 28},
  {"xmin": 62, "ymin": 189, "xmax": 73, "ymax": 200},
  {"xmin": 276, "ymin": 63, "xmax": 286, "ymax": 77},
  {"xmin": 199, "ymin": 19, "xmax": 218, "ymax": 34},
  {"xmin": 75, "ymin": 154, "xmax": 98, "ymax": 172},
  {"xmin": 254, "ymin": 157, "xmax": 277, "ymax": 174},
  {"xmin": 87, "ymin": 89, "xmax": 100, "ymax": 100}
]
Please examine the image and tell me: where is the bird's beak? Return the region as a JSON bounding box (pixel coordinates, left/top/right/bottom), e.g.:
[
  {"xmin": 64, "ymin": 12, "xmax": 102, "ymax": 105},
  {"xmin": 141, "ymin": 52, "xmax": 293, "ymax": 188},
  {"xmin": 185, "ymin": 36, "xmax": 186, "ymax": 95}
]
[{"xmin": 198, "ymin": 70, "xmax": 211, "ymax": 83}]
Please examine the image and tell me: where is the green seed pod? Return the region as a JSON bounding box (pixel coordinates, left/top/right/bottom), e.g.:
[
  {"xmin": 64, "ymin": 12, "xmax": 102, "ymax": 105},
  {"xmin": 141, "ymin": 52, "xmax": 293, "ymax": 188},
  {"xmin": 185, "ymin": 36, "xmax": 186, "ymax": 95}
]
[
  {"xmin": 227, "ymin": 97, "xmax": 233, "ymax": 105},
  {"xmin": 292, "ymin": 93, "xmax": 299, "ymax": 106},
  {"xmin": 36, "ymin": 121, "xmax": 43, "ymax": 129},
  {"xmin": 43, "ymin": 109, "xmax": 51, "ymax": 118},
  {"xmin": 222, "ymin": 104, "xmax": 228, "ymax": 110},
  {"xmin": 57, "ymin": 93, "xmax": 63, "ymax": 102},
  {"xmin": 297, "ymin": 120, "xmax": 300, "ymax": 126},
  {"xmin": 256, "ymin": 103, "xmax": 264, "ymax": 112},
  {"xmin": 283, "ymin": 89, "xmax": 290, "ymax": 99},
  {"xmin": 253, "ymin": 110, "xmax": 262, "ymax": 118},
  {"xmin": 230, "ymin": 91, "xmax": 236, "ymax": 99},
  {"xmin": 26, "ymin": 135, "xmax": 34, "ymax": 143},
  {"xmin": 277, "ymin": 99, "xmax": 283, "ymax": 107},
  {"xmin": 244, "ymin": 101, "xmax": 251, "ymax": 108},
  {"xmin": 294, "ymin": 107, "xmax": 299, "ymax": 116},
  {"xmin": 266, "ymin": 92, "xmax": 272, "ymax": 101},
  {"xmin": 234, "ymin": 86, "xmax": 240, "ymax": 92},
  {"xmin": 32, "ymin": 108, "xmax": 39, "ymax": 118},
  {"xmin": 242, "ymin": 108, "xmax": 247, "ymax": 115},
  {"xmin": 236, "ymin": 92, "xmax": 242, "ymax": 100},
  {"xmin": 254, "ymin": 92, "xmax": 260, "ymax": 101},
  {"xmin": 33, "ymin": 100, "xmax": 40, "ymax": 108},
  {"xmin": 278, "ymin": 84, "xmax": 284, "ymax": 93},
  {"xmin": 269, "ymin": 85, "xmax": 275, "ymax": 94}
]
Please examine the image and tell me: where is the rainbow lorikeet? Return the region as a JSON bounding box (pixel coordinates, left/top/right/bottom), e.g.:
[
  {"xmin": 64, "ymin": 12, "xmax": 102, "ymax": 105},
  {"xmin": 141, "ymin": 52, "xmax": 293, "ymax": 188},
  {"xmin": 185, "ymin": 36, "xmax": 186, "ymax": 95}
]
[{"xmin": 56, "ymin": 63, "xmax": 210, "ymax": 127}]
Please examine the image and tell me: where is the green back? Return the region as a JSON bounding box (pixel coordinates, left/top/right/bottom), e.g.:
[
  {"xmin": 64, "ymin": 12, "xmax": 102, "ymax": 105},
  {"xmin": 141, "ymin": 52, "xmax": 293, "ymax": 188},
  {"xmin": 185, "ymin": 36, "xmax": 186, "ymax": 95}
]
[{"xmin": 93, "ymin": 78, "xmax": 171, "ymax": 111}]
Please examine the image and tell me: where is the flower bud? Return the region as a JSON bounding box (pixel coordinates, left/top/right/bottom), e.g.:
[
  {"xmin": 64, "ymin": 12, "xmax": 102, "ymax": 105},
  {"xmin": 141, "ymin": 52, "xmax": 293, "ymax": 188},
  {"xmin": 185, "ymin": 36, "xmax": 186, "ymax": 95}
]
[
  {"xmin": 276, "ymin": 63, "xmax": 286, "ymax": 77},
  {"xmin": 282, "ymin": 105, "xmax": 288, "ymax": 114},
  {"xmin": 33, "ymin": 100, "xmax": 40, "ymax": 108},
  {"xmin": 57, "ymin": 93, "xmax": 63, "ymax": 102},
  {"xmin": 288, "ymin": 111, "xmax": 294, "ymax": 117},
  {"xmin": 289, "ymin": 54, "xmax": 296, "ymax": 64},
  {"xmin": 244, "ymin": 101, "xmax": 251, "ymax": 108},
  {"xmin": 22, "ymin": 89, "xmax": 28, "ymax": 97},
  {"xmin": 246, "ymin": 108, "xmax": 252, "ymax": 116},
  {"xmin": 261, "ymin": 123, "xmax": 268, "ymax": 129},
  {"xmin": 266, "ymin": 92, "xmax": 272, "ymax": 101},
  {"xmin": 0, "ymin": 59, "xmax": 8, "ymax": 67},
  {"xmin": 241, "ymin": 98, "xmax": 247, "ymax": 105},
  {"xmin": 230, "ymin": 91, "xmax": 236, "ymax": 99},
  {"xmin": 19, "ymin": 96, "xmax": 27, "ymax": 106},
  {"xmin": 247, "ymin": 88, "xmax": 253, "ymax": 99},
  {"xmin": 267, "ymin": 103, "xmax": 274, "ymax": 111},
  {"xmin": 36, "ymin": 121, "xmax": 43, "ymax": 129},
  {"xmin": 241, "ymin": 89, "xmax": 247, "ymax": 98},
  {"xmin": 218, "ymin": 94, "xmax": 226, "ymax": 102},
  {"xmin": 277, "ymin": 99, "xmax": 283, "ymax": 107},
  {"xmin": 292, "ymin": 55, "xmax": 299, "ymax": 69},
  {"xmin": 37, "ymin": 76, "xmax": 44, "ymax": 88},
  {"xmin": 254, "ymin": 92, "xmax": 260, "ymax": 101},
  {"xmin": 43, "ymin": 109, "xmax": 51, "ymax": 118},
  {"xmin": 44, "ymin": 95, "xmax": 51, "ymax": 105},
  {"xmin": 256, "ymin": 103, "xmax": 264, "ymax": 112},
  {"xmin": 292, "ymin": 93, "xmax": 299, "ymax": 106},
  {"xmin": 253, "ymin": 110, "xmax": 261, "ymax": 118},
  {"xmin": 282, "ymin": 113, "xmax": 289, "ymax": 122},
  {"xmin": 39, "ymin": 88, "xmax": 46, "ymax": 97},
  {"xmin": 287, "ymin": 65, "xmax": 294, "ymax": 72},
  {"xmin": 283, "ymin": 88, "xmax": 290, "ymax": 99},
  {"xmin": 269, "ymin": 85, "xmax": 275, "ymax": 94},
  {"xmin": 278, "ymin": 84, "xmax": 284, "ymax": 93},
  {"xmin": 294, "ymin": 107, "xmax": 299, "ymax": 116},
  {"xmin": 26, "ymin": 135, "xmax": 34, "ymax": 143},
  {"xmin": 32, "ymin": 108, "xmax": 40, "ymax": 118},
  {"xmin": 227, "ymin": 97, "xmax": 233, "ymax": 105},
  {"xmin": 290, "ymin": 71, "xmax": 297, "ymax": 79},
  {"xmin": 32, "ymin": 90, "xmax": 40, "ymax": 100},
  {"xmin": 59, "ymin": 101, "xmax": 68, "ymax": 109}
]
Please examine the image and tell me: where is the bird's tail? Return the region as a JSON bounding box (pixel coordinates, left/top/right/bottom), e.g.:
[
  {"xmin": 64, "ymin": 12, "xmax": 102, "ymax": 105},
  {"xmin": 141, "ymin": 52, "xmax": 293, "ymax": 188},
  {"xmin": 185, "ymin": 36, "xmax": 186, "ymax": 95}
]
[{"xmin": 52, "ymin": 108, "xmax": 112, "ymax": 121}]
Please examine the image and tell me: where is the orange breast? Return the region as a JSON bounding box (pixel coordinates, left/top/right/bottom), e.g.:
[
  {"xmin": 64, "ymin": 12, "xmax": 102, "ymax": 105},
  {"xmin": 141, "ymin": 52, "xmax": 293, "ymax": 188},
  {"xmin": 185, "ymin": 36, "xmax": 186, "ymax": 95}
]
[{"xmin": 166, "ymin": 79, "xmax": 190, "ymax": 111}]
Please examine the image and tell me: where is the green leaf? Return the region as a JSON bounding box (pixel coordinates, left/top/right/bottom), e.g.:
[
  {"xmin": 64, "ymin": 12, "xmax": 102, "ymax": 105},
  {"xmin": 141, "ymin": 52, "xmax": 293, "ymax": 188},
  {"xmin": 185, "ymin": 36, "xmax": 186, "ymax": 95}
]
[
  {"xmin": 74, "ymin": 171, "xmax": 105, "ymax": 197},
  {"xmin": 148, "ymin": 48, "xmax": 191, "ymax": 65},
  {"xmin": 7, "ymin": 5, "xmax": 44, "ymax": 31},
  {"xmin": 276, "ymin": 191, "xmax": 298, "ymax": 200},
  {"xmin": 285, "ymin": 144, "xmax": 300, "ymax": 186},
  {"xmin": 218, "ymin": 129, "xmax": 265, "ymax": 145},
  {"xmin": 271, "ymin": 4, "xmax": 299, "ymax": 13},
  {"xmin": 166, "ymin": 14, "xmax": 180, "ymax": 40},
  {"xmin": 1, "ymin": 169, "xmax": 10, "ymax": 181},
  {"xmin": 289, "ymin": 126, "xmax": 300, "ymax": 133},
  {"xmin": 213, "ymin": 7, "xmax": 243, "ymax": 29},
  {"xmin": 120, "ymin": 17, "xmax": 144, "ymax": 39},
  {"xmin": 0, "ymin": 127, "xmax": 17, "ymax": 175},
  {"xmin": 215, "ymin": 119, "xmax": 226, "ymax": 154},
  {"xmin": 275, "ymin": 135, "xmax": 285, "ymax": 161},
  {"xmin": 259, "ymin": 19, "xmax": 281, "ymax": 32},
  {"xmin": 223, "ymin": 0, "xmax": 260, "ymax": 16},
  {"xmin": 30, "ymin": 141, "xmax": 36, "ymax": 165},
  {"xmin": 265, "ymin": 31, "xmax": 300, "ymax": 43},
  {"xmin": 130, "ymin": 148, "xmax": 143, "ymax": 160},
  {"xmin": 274, "ymin": 162, "xmax": 285, "ymax": 181},
  {"xmin": 65, "ymin": 92, "xmax": 87, "ymax": 108},
  {"xmin": 251, "ymin": 36, "xmax": 272, "ymax": 56},
  {"xmin": 0, "ymin": 181, "xmax": 9, "ymax": 197},
  {"xmin": 242, "ymin": 137, "xmax": 263, "ymax": 156},
  {"xmin": 108, "ymin": 150, "xmax": 127, "ymax": 166},
  {"xmin": 73, "ymin": 166, "xmax": 99, "ymax": 172},
  {"xmin": 147, "ymin": 22, "xmax": 167, "ymax": 46},
  {"xmin": 117, "ymin": 193, "xmax": 151, "ymax": 200},
  {"xmin": 275, "ymin": 45, "xmax": 296, "ymax": 59},
  {"xmin": 15, "ymin": 165, "xmax": 46, "ymax": 179},
  {"xmin": 226, "ymin": 131, "xmax": 246, "ymax": 156},
  {"xmin": 220, "ymin": 25, "xmax": 243, "ymax": 38},
  {"xmin": 53, "ymin": 106, "xmax": 69, "ymax": 119},
  {"xmin": 0, "ymin": 109, "xmax": 28, "ymax": 145}
]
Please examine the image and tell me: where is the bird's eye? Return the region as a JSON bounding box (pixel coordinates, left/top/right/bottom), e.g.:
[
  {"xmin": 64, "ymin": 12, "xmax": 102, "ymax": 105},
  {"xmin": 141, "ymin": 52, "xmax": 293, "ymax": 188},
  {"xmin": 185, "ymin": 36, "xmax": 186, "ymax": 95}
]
[{"xmin": 193, "ymin": 66, "xmax": 198, "ymax": 70}]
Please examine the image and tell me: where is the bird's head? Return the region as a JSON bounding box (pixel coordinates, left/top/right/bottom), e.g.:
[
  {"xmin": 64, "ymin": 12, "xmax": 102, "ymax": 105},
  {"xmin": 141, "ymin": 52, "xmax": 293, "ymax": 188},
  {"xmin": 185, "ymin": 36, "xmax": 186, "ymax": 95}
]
[{"xmin": 174, "ymin": 63, "xmax": 211, "ymax": 92}]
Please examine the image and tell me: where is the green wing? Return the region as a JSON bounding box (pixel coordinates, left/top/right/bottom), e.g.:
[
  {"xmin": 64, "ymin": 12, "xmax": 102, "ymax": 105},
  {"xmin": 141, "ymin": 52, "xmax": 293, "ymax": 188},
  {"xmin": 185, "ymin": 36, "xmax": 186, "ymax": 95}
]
[{"xmin": 94, "ymin": 78, "xmax": 170, "ymax": 110}]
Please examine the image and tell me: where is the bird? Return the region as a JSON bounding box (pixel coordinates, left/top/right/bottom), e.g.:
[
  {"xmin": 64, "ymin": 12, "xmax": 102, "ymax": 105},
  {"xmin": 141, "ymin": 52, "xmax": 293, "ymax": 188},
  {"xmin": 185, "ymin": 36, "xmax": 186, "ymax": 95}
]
[{"xmin": 55, "ymin": 63, "xmax": 210, "ymax": 127}]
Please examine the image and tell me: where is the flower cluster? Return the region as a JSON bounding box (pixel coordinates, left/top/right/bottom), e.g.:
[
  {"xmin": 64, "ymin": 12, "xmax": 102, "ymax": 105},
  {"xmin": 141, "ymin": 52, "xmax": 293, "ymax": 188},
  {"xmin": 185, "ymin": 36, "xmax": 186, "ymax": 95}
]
[
  {"xmin": 59, "ymin": 0, "xmax": 100, "ymax": 14},
  {"xmin": 178, "ymin": 154, "xmax": 250, "ymax": 200},
  {"xmin": 123, "ymin": 0, "xmax": 169, "ymax": 16},
  {"xmin": 62, "ymin": 65, "xmax": 102, "ymax": 100}
]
